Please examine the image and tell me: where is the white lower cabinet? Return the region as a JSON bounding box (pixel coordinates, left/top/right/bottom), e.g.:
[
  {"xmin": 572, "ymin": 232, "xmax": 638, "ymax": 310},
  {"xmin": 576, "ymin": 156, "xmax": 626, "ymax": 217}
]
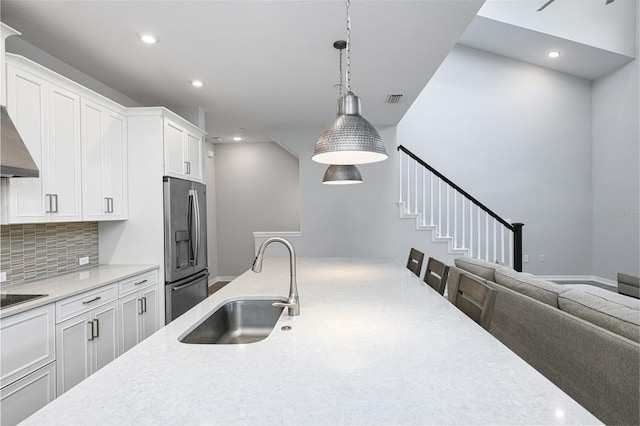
[
  {"xmin": 118, "ymin": 270, "xmax": 159, "ymax": 354},
  {"xmin": 0, "ymin": 268, "xmax": 160, "ymax": 422},
  {"xmin": 0, "ymin": 362, "xmax": 56, "ymax": 426},
  {"xmin": 0, "ymin": 304, "xmax": 56, "ymax": 426},
  {"xmin": 55, "ymin": 301, "xmax": 118, "ymax": 395}
]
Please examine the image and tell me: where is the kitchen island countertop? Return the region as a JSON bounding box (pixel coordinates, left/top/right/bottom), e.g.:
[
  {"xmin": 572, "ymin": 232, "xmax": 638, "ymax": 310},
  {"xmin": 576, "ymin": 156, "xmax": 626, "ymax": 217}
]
[{"xmin": 22, "ymin": 257, "xmax": 601, "ymax": 425}]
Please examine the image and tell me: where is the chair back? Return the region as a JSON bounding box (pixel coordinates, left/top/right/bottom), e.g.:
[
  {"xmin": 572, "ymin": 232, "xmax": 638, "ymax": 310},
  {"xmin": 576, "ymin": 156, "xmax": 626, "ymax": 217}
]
[
  {"xmin": 424, "ymin": 257, "xmax": 449, "ymax": 295},
  {"xmin": 406, "ymin": 248, "xmax": 425, "ymax": 277},
  {"xmin": 453, "ymin": 274, "xmax": 497, "ymax": 330}
]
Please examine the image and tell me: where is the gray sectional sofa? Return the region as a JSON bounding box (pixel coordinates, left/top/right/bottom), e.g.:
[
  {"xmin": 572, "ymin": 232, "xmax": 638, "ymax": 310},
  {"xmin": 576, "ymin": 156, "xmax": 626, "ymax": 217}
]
[{"xmin": 448, "ymin": 257, "xmax": 640, "ymax": 426}]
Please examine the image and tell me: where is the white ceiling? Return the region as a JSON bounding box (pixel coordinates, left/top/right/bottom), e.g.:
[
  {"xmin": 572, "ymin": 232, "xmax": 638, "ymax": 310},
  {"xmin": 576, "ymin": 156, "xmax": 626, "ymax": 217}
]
[
  {"xmin": 0, "ymin": 0, "xmax": 484, "ymax": 144},
  {"xmin": 1, "ymin": 0, "xmax": 635, "ymax": 146}
]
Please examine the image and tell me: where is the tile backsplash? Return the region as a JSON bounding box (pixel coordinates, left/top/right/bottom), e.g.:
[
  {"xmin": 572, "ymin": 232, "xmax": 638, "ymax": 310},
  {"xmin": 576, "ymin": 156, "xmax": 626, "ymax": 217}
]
[{"xmin": 0, "ymin": 222, "xmax": 98, "ymax": 286}]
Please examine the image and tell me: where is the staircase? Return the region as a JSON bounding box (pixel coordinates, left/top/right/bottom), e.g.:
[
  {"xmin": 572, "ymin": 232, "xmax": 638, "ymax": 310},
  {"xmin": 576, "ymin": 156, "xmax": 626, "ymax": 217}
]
[{"xmin": 397, "ymin": 145, "xmax": 524, "ymax": 271}]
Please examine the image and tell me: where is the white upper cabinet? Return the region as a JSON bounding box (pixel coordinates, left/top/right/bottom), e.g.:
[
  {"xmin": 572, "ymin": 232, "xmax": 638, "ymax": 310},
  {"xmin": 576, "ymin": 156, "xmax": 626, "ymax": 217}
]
[
  {"xmin": 2, "ymin": 60, "xmax": 82, "ymax": 223},
  {"xmin": 1, "ymin": 54, "xmax": 128, "ymax": 224},
  {"xmin": 81, "ymin": 98, "xmax": 128, "ymax": 221},
  {"xmin": 163, "ymin": 117, "xmax": 204, "ymax": 182}
]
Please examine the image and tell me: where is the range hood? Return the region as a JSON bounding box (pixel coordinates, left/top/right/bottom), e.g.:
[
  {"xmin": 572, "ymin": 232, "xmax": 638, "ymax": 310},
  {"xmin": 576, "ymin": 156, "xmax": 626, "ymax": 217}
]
[{"xmin": 1, "ymin": 106, "xmax": 39, "ymax": 178}]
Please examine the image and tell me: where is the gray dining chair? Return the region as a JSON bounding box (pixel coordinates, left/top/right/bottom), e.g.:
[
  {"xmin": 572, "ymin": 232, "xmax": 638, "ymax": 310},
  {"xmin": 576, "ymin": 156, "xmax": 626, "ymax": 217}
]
[
  {"xmin": 452, "ymin": 273, "xmax": 497, "ymax": 330},
  {"xmin": 423, "ymin": 257, "xmax": 449, "ymax": 295},
  {"xmin": 406, "ymin": 248, "xmax": 425, "ymax": 277}
]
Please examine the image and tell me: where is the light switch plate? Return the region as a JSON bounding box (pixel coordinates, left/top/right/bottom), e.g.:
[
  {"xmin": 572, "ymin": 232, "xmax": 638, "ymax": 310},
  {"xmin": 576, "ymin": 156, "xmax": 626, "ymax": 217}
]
[
  {"xmin": 79, "ymin": 256, "xmax": 89, "ymax": 266},
  {"xmin": 0, "ymin": 272, "xmax": 6, "ymax": 282}
]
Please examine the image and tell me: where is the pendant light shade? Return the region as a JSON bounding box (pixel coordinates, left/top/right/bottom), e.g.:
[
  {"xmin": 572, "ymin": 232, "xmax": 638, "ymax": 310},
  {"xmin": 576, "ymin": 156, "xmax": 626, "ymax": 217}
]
[
  {"xmin": 322, "ymin": 164, "xmax": 363, "ymax": 185},
  {"xmin": 313, "ymin": 92, "xmax": 387, "ymax": 165},
  {"xmin": 312, "ymin": 0, "xmax": 388, "ymax": 167}
]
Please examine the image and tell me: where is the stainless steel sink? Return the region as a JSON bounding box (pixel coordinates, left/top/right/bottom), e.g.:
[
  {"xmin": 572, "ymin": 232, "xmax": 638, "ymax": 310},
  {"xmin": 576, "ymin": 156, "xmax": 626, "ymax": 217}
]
[{"xmin": 179, "ymin": 299, "xmax": 285, "ymax": 344}]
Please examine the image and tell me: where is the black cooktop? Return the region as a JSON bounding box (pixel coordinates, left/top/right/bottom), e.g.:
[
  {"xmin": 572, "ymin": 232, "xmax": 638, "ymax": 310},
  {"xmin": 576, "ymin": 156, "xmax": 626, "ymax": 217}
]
[{"xmin": 0, "ymin": 294, "xmax": 47, "ymax": 308}]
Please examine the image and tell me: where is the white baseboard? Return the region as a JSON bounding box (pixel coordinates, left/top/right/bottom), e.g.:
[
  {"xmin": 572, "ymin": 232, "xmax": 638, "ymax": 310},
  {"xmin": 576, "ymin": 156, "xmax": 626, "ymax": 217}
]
[
  {"xmin": 537, "ymin": 275, "xmax": 617, "ymax": 288},
  {"xmin": 208, "ymin": 276, "xmax": 236, "ymax": 286}
]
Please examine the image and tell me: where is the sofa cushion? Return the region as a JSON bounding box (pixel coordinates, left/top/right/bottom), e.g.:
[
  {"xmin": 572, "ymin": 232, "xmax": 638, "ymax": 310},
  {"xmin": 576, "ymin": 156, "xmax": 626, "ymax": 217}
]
[
  {"xmin": 494, "ymin": 266, "xmax": 565, "ymax": 307},
  {"xmin": 558, "ymin": 289, "xmax": 640, "ymax": 343},
  {"xmin": 453, "ymin": 257, "xmax": 501, "ymax": 282},
  {"xmin": 618, "ymin": 273, "xmax": 640, "ymax": 287},
  {"xmin": 565, "ymin": 284, "xmax": 640, "ymax": 310}
]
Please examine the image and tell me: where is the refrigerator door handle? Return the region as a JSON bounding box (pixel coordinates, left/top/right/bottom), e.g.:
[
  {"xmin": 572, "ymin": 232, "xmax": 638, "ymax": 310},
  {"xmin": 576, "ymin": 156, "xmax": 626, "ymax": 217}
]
[
  {"xmin": 193, "ymin": 189, "xmax": 201, "ymax": 265},
  {"xmin": 187, "ymin": 191, "xmax": 195, "ymax": 264}
]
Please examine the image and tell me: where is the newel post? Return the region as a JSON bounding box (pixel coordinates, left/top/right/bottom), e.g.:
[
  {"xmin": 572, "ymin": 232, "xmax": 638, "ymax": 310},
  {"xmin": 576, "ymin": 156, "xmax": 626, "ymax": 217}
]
[{"xmin": 512, "ymin": 223, "xmax": 524, "ymax": 272}]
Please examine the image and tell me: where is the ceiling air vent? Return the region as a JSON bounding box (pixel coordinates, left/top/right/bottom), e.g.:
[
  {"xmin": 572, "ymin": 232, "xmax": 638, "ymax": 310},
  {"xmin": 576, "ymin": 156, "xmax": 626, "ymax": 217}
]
[{"xmin": 385, "ymin": 94, "xmax": 403, "ymax": 104}]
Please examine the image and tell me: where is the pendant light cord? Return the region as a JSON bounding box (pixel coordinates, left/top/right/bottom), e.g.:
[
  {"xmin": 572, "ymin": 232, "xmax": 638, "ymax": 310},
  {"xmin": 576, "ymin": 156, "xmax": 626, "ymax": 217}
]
[{"xmin": 345, "ymin": 0, "xmax": 351, "ymax": 93}]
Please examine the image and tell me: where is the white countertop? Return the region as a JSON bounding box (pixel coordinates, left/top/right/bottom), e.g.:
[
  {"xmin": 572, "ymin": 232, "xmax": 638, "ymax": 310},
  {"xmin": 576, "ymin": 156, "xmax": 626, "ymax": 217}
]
[
  {"xmin": 0, "ymin": 264, "xmax": 158, "ymax": 318},
  {"xmin": 22, "ymin": 258, "xmax": 601, "ymax": 425}
]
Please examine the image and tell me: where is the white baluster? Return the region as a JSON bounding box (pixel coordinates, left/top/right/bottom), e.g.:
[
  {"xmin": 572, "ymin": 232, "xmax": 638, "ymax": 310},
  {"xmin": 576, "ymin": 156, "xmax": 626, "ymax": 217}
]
[
  {"xmin": 493, "ymin": 218, "xmax": 497, "ymax": 263},
  {"xmin": 421, "ymin": 167, "xmax": 426, "ymax": 226},
  {"xmin": 438, "ymin": 178, "xmax": 442, "ymax": 237},
  {"xmin": 470, "ymin": 203, "xmax": 474, "ymax": 257},
  {"xmin": 509, "ymin": 227, "xmax": 514, "ymax": 268},
  {"xmin": 406, "ymin": 158, "xmax": 411, "ymax": 214},
  {"xmin": 445, "ymin": 184, "xmax": 450, "ymax": 238},
  {"xmin": 453, "ymin": 191, "xmax": 457, "ymax": 247},
  {"xmin": 501, "ymin": 224, "xmax": 505, "ymax": 264},
  {"xmin": 413, "ymin": 161, "xmax": 418, "ymax": 214},
  {"xmin": 485, "ymin": 213, "xmax": 489, "ymax": 261},
  {"xmin": 462, "ymin": 196, "xmax": 466, "ymax": 251},
  {"xmin": 477, "ymin": 207, "xmax": 481, "ymax": 260},
  {"xmin": 398, "ymin": 152, "xmax": 403, "ymax": 205},
  {"xmin": 429, "ymin": 173, "xmax": 434, "ymax": 226}
]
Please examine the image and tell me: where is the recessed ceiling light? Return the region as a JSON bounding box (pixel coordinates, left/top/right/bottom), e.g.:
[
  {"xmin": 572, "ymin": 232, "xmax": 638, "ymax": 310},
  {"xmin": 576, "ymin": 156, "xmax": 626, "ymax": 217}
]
[
  {"xmin": 191, "ymin": 80, "xmax": 203, "ymax": 88},
  {"xmin": 548, "ymin": 51, "xmax": 561, "ymax": 58},
  {"xmin": 232, "ymin": 136, "xmax": 243, "ymax": 141},
  {"xmin": 139, "ymin": 34, "xmax": 157, "ymax": 44}
]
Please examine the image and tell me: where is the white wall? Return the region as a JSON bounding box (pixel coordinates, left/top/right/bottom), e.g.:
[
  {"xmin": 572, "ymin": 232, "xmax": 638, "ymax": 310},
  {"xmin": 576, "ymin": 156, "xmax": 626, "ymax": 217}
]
[
  {"xmin": 397, "ymin": 45, "xmax": 594, "ymax": 275},
  {"xmin": 591, "ymin": 5, "xmax": 640, "ymax": 280},
  {"xmin": 214, "ymin": 142, "xmax": 300, "ymax": 277}
]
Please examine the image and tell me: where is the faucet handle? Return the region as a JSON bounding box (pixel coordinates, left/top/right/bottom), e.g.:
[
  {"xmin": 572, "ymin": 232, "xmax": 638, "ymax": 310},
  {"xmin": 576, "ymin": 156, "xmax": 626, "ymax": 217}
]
[
  {"xmin": 272, "ymin": 300, "xmax": 300, "ymax": 316},
  {"xmin": 272, "ymin": 301, "xmax": 294, "ymax": 308}
]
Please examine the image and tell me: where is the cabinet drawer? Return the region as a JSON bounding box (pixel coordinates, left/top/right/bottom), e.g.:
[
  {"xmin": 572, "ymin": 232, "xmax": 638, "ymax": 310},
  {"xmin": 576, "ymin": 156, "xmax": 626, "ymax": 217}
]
[
  {"xmin": 55, "ymin": 284, "xmax": 116, "ymax": 323},
  {"xmin": 0, "ymin": 304, "xmax": 55, "ymax": 388},
  {"xmin": 118, "ymin": 269, "xmax": 158, "ymax": 297},
  {"xmin": 0, "ymin": 362, "xmax": 56, "ymax": 426}
]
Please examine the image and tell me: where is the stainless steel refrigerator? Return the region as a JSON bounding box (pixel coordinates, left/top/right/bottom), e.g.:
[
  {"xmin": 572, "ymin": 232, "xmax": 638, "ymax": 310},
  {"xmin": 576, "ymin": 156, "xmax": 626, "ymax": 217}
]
[{"xmin": 163, "ymin": 176, "xmax": 209, "ymax": 323}]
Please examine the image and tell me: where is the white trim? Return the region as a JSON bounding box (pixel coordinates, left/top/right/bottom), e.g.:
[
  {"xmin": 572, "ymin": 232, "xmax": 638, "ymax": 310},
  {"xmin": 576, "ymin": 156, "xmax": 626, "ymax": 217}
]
[
  {"xmin": 537, "ymin": 275, "xmax": 617, "ymax": 288},
  {"xmin": 208, "ymin": 276, "xmax": 236, "ymax": 286},
  {"xmin": 253, "ymin": 231, "xmax": 301, "ymax": 238}
]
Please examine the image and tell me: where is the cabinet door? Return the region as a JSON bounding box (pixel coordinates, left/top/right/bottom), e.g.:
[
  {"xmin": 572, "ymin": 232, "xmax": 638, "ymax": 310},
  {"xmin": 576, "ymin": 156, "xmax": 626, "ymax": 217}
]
[
  {"xmin": 0, "ymin": 362, "xmax": 56, "ymax": 426},
  {"xmin": 48, "ymin": 84, "xmax": 82, "ymax": 222},
  {"xmin": 5, "ymin": 65, "xmax": 48, "ymax": 223},
  {"xmin": 164, "ymin": 119, "xmax": 186, "ymax": 178},
  {"xmin": 81, "ymin": 98, "xmax": 107, "ymax": 220},
  {"xmin": 140, "ymin": 285, "xmax": 159, "ymax": 340},
  {"xmin": 185, "ymin": 131, "xmax": 202, "ymax": 182},
  {"xmin": 118, "ymin": 292, "xmax": 141, "ymax": 355},
  {"xmin": 56, "ymin": 313, "xmax": 91, "ymax": 395},
  {"xmin": 105, "ymin": 109, "xmax": 127, "ymax": 219},
  {"xmin": 92, "ymin": 302, "xmax": 118, "ymax": 372}
]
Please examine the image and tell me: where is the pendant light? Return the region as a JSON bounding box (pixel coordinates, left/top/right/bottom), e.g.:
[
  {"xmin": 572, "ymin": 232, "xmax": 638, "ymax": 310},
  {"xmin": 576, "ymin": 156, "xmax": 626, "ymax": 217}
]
[
  {"xmin": 322, "ymin": 164, "xmax": 363, "ymax": 185},
  {"xmin": 321, "ymin": 40, "xmax": 363, "ymax": 185},
  {"xmin": 312, "ymin": 0, "xmax": 388, "ymax": 166}
]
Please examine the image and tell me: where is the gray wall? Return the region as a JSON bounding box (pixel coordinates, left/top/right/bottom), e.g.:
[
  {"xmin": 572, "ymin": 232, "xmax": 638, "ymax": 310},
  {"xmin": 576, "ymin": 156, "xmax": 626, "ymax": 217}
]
[
  {"xmin": 204, "ymin": 141, "xmax": 219, "ymax": 280},
  {"xmin": 214, "ymin": 142, "xmax": 300, "ymax": 277},
  {"xmin": 592, "ymin": 7, "xmax": 640, "ymax": 280},
  {"xmin": 397, "ymin": 45, "xmax": 594, "ymax": 275}
]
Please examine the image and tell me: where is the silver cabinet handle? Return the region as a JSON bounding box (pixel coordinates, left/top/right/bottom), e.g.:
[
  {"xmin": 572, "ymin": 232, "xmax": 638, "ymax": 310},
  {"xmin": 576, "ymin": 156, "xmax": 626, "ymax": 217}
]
[
  {"xmin": 46, "ymin": 194, "xmax": 52, "ymax": 213},
  {"xmin": 82, "ymin": 296, "xmax": 101, "ymax": 305},
  {"xmin": 52, "ymin": 194, "xmax": 58, "ymax": 213},
  {"xmin": 93, "ymin": 319, "xmax": 99, "ymax": 338},
  {"xmin": 138, "ymin": 298, "xmax": 143, "ymax": 315},
  {"xmin": 142, "ymin": 296, "xmax": 147, "ymax": 313},
  {"xmin": 134, "ymin": 279, "xmax": 148, "ymax": 286},
  {"xmin": 105, "ymin": 197, "xmax": 110, "ymax": 213},
  {"xmin": 88, "ymin": 321, "xmax": 95, "ymax": 341},
  {"xmin": 109, "ymin": 198, "xmax": 114, "ymax": 213}
]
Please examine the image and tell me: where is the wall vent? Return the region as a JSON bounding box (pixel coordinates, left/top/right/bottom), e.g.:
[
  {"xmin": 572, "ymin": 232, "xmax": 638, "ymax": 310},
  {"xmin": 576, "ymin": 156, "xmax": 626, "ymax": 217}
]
[{"xmin": 385, "ymin": 94, "xmax": 403, "ymax": 104}]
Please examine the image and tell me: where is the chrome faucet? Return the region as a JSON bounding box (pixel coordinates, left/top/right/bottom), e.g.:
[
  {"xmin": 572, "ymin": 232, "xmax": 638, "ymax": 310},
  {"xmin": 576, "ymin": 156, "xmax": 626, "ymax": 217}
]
[{"xmin": 252, "ymin": 237, "xmax": 300, "ymax": 316}]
